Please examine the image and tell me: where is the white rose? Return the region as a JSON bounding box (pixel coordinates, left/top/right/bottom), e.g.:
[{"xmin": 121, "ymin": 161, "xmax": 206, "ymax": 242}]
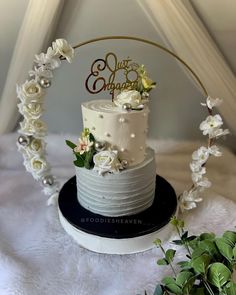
[
  {"xmin": 29, "ymin": 138, "xmax": 45, "ymax": 155},
  {"xmin": 93, "ymin": 150, "xmax": 122, "ymax": 175},
  {"xmin": 17, "ymin": 80, "xmax": 44, "ymax": 103},
  {"xmin": 114, "ymin": 90, "xmax": 142, "ymax": 108},
  {"xmin": 20, "ymin": 119, "xmax": 47, "ymax": 137},
  {"xmin": 18, "ymin": 102, "xmax": 43, "ymax": 119},
  {"xmin": 52, "ymin": 39, "xmax": 74, "ymax": 63},
  {"xmin": 24, "ymin": 156, "xmax": 49, "ymax": 180}
]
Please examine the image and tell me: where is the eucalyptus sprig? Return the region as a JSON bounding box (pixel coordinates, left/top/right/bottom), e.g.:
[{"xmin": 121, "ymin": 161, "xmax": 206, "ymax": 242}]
[{"xmin": 151, "ymin": 218, "xmax": 236, "ymax": 295}]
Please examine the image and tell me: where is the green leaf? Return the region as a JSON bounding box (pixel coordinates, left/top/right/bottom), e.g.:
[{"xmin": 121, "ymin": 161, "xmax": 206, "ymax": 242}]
[
  {"xmin": 65, "ymin": 140, "xmax": 76, "ymax": 150},
  {"xmin": 84, "ymin": 149, "xmax": 95, "ymax": 169},
  {"xmin": 89, "ymin": 132, "xmax": 95, "ymax": 142},
  {"xmin": 198, "ymin": 240, "xmax": 219, "ymax": 258},
  {"xmin": 74, "ymin": 158, "xmax": 84, "ymax": 167},
  {"xmin": 182, "ymin": 276, "xmax": 196, "ymax": 294},
  {"xmin": 191, "ymin": 254, "xmax": 211, "ymax": 275},
  {"xmin": 181, "ymin": 231, "xmax": 188, "ymax": 240},
  {"xmin": 207, "ymin": 262, "xmax": 231, "ymax": 290},
  {"xmin": 215, "ymin": 238, "xmax": 233, "ymax": 262},
  {"xmin": 153, "ymin": 285, "xmax": 164, "ymax": 295},
  {"xmin": 223, "ymin": 231, "xmax": 236, "ymax": 247},
  {"xmin": 172, "ymin": 239, "xmax": 184, "ymax": 245},
  {"xmin": 165, "ymin": 249, "xmax": 176, "ymax": 264},
  {"xmin": 200, "ymin": 233, "xmax": 215, "ymax": 241},
  {"xmin": 223, "ymin": 281, "xmax": 236, "ymax": 295},
  {"xmin": 191, "ymin": 248, "xmax": 207, "ymax": 259},
  {"xmin": 162, "ymin": 276, "xmax": 176, "ymax": 285},
  {"xmin": 177, "ymin": 261, "xmax": 191, "ymax": 270},
  {"xmin": 157, "ymin": 258, "xmax": 168, "ymax": 266},
  {"xmin": 165, "ymin": 283, "xmax": 182, "ymax": 295},
  {"xmin": 190, "ymin": 287, "xmax": 205, "ymax": 295},
  {"xmin": 176, "ymin": 271, "xmax": 194, "ymax": 287},
  {"xmin": 233, "ymin": 245, "xmax": 236, "ymax": 259}
]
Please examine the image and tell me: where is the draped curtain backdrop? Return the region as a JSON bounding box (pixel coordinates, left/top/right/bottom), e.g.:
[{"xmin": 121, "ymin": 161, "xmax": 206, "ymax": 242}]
[
  {"xmin": 0, "ymin": 0, "xmax": 64, "ymax": 134},
  {"xmin": 137, "ymin": 0, "xmax": 236, "ymax": 133}
]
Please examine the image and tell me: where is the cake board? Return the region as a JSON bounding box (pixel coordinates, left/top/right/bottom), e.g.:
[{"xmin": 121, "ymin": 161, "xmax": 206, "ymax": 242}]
[{"xmin": 58, "ymin": 174, "xmax": 178, "ymax": 254}]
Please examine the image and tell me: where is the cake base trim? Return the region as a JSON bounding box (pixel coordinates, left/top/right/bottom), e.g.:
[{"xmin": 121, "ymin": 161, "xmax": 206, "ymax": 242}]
[{"xmin": 58, "ymin": 175, "xmax": 177, "ymax": 254}]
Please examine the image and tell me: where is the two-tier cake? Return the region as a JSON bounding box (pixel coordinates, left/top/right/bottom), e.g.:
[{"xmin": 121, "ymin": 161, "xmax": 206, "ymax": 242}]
[{"xmin": 60, "ymin": 66, "xmax": 177, "ymax": 254}]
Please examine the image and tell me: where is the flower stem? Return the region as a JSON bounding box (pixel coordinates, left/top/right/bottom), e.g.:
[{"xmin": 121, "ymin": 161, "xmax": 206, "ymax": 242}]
[
  {"xmin": 203, "ymin": 280, "xmax": 215, "ymax": 295},
  {"xmin": 159, "ymin": 245, "xmax": 177, "ymax": 277}
]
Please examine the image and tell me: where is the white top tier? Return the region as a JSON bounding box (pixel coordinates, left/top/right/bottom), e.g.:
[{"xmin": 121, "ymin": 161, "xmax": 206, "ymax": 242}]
[{"xmin": 81, "ymin": 100, "xmax": 149, "ymax": 166}]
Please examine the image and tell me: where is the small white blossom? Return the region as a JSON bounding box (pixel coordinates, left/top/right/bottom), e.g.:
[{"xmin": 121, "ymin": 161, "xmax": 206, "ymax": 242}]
[
  {"xmin": 199, "ymin": 114, "xmax": 223, "ymax": 136},
  {"xmin": 114, "ymin": 90, "xmax": 142, "ymax": 108},
  {"xmin": 52, "ymin": 39, "xmax": 74, "ymax": 63},
  {"xmin": 17, "ymin": 80, "xmax": 44, "ymax": 104},
  {"xmin": 93, "ymin": 150, "xmax": 122, "ymax": 175},
  {"xmin": 191, "ymin": 168, "xmax": 206, "ymax": 183},
  {"xmin": 201, "ymin": 96, "xmax": 223, "ymax": 109},
  {"xmin": 209, "ymin": 128, "xmax": 230, "ymax": 139},
  {"xmin": 35, "ymin": 46, "xmax": 61, "ymax": 69},
  {"xmin": 192, "ymin": 146, "xmax": 209, "ymax": 164},
  {"xmin": 196, "ymin": 177, "xmax": 211, "ymax": 188},
  {"xmin": 29, "ymin": 65, "xmax": 53, "ymax": 80},
  {"xmin": 179, "ymin": 190, "xmax": 203, "ymax": 212},
  {"xmin": 208, "ymin": 145, "xmax": 222, "ymax": 157}
]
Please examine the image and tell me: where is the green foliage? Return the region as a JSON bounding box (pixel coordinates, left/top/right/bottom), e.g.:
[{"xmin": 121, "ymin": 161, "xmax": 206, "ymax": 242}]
[{"xmin": 152, "ymin": 217, "xmax": 236, "ymax": 295}]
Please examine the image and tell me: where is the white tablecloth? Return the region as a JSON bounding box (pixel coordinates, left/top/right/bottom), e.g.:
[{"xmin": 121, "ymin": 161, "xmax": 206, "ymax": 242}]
[{"xmin": 0, "ymin": 133, "xmax": 235, "ymax": 295}]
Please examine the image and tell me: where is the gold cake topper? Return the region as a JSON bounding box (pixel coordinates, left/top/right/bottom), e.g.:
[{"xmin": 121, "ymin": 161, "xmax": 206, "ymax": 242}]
[{"xmin": 85, "ymin": 52, "xmax": 140, "ymax": 100}]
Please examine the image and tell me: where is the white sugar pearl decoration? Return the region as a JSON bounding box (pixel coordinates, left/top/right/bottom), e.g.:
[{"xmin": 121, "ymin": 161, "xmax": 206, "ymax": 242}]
[
  {"xmin": 98, "ymin": 114, "xmax": 103, "ymax": 119},
  {"xmin": 95, "ymin": 141, "xmax": 106, "ymax": 151},
  {"xmin": 119, "ymin": 117, "xmax": 125, "ymax": 123},
  {"xmin": 140, "ymin": 146, "xmax": 144, "ymax": 150},
  {"xmin": 42, "ymin": 175, "xmax": 54, "ymax": 186},
  {"xmin": 121, "ymin": 159, "xmax": 129, "ymax": 168},
  {"xmin": 120, "ymin": 147, "xmax": 126, "ymax": 152},
  {"xmin": 122, "ymin": 103, "xmax": 132, "ymax": 112},
  {"xmin": 130, "ymin": 133, "xmax": 136, "ymax": 138},
  {"xmin": 39, "ymin": 77, "xmax": 51, "ymax": 88},
  {"xmin": 17, "ymin": 135, "xmax": 30, "ymax": 146},
  {"xmin": 143, "ymin": 112, "xmax": 147, "ymax": 117},
  {"xmin": 105, "ymin": 132, "xmax": 111, "ymax": 137}
]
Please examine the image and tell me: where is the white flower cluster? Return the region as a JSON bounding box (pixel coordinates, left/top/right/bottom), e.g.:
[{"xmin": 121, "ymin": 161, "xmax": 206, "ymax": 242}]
[
  {"xmin": 179, "ymin": 96, "xmax": 229, "ymax": 212},
  {"xmin": 17, "ymin": 39, "xmax": 74, "ymax": 199}
]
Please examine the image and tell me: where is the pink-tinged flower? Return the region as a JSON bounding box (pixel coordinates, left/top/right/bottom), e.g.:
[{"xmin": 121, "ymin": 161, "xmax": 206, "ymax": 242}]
[
  {"xmin": 201, "ymin": 96, "xmax": 223, "ymax": 110},
  {"xmin": 199, "ymin": 114, "xmax": 223, "ymax": 136},
  {"xmin": 74, "ymin": 136, "xmax": 93, "ymax": 155}
]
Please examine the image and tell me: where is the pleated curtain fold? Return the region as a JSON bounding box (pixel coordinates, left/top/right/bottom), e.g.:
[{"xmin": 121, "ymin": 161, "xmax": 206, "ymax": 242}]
[{"xmin": 0, "ymin": 0, "xmax": 64, "ymax": 134}]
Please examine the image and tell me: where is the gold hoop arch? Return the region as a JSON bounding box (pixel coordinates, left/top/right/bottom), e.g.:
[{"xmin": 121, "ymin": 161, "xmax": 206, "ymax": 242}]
[{"xmin": 71, "ymin": 36, "xmax": 208, "ymax": 98}]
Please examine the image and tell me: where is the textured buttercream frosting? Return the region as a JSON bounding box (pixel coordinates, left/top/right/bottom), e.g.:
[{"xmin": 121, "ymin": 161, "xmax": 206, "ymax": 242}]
[
  {"xmin": 76, "ymin": 148, "xmax": 156, "ymax": 217},
  {"xmin": 82, "ymin": 100, "xmax": 149, "ymax": 166}
]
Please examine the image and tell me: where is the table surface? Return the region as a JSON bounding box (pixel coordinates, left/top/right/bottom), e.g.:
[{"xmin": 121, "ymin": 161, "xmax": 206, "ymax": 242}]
[{"xmin": 0, "ymin": 133, "xmax": 236, "ymax": 295}]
